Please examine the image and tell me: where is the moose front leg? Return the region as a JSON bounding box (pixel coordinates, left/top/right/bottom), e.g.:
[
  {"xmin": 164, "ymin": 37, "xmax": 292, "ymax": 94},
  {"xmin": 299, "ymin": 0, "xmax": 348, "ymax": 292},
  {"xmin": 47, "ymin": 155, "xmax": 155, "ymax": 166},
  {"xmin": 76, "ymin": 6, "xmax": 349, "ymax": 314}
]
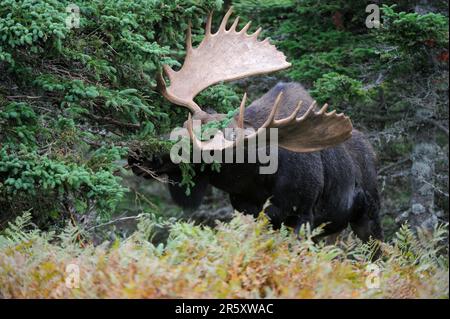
[
  {"xmin": 264, "ymin": 204, "xmax": 285, "ymax": 229},
  {"xmin": 264, "ymin": 201, "xmax": 315, "ymax": 234},
  {"xmin": 269, "ymin": 194, "xmax": 316, "ymax": 237},
  {"xmin": 229, "ymin": 194, "xmax": 288, "ymax": 230},
  {"xmin": 292, "ymin": 211, "xmax": 314, "ymax": 238},
  {"xmin": 229, "ymin": 194, "xmax": 264, "ymax": 218}
]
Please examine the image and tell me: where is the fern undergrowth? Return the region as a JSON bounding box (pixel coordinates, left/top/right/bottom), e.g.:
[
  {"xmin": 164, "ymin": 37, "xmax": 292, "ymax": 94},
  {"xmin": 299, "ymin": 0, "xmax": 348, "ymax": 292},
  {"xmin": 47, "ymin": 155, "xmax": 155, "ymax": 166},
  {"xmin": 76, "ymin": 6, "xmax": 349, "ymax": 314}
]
[{"xmin": 0, "ymin": 212, "xmax": 448, "ymax": 298}]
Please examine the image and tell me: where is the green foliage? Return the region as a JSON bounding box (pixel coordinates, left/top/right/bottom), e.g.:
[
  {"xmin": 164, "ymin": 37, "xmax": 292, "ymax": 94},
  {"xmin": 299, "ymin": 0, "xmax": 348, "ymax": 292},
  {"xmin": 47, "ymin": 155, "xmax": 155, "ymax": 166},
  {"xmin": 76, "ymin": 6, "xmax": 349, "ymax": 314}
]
[
  {"xmin": 392, "ymin": 223, "xmax": 448, "ymax": 270},
  {"xmin": 380, "ymin": 5, "xmax": 448, "ymax": 53},
  {"xmin": 0, "ymin": 211, "xmax": 37, "ymax": 244},
  {"xmin": 0, "ymin": 0, "xmax": 223, "ymax": 226},
  {"xmin": 197, "ymin": 84, "xmax": 241, "ymax": 115},
  {"xmin": 0, "ymin": 102, "xmax": 39, "ymax": 145},
  {"xmin": 310, "ymin": 72, "xmax": 367, "ymax": 107},
  {"xmin": 376, "ymin": 5, "xmax": 449, "ymax": 78},
  {"xmin": 0, "ymin": 144, "xmax": 126, "ymax": 224},
  {"xmin": 0, "ymin": 0, "xmax": 68, "ymax": 61},
  {"xmin": 179, "ymin": 162, "xmax": 196, "ymax": 196},
  {"xmin": 201, "ymin": 109, "xmax": 238, "ymax": 136}
]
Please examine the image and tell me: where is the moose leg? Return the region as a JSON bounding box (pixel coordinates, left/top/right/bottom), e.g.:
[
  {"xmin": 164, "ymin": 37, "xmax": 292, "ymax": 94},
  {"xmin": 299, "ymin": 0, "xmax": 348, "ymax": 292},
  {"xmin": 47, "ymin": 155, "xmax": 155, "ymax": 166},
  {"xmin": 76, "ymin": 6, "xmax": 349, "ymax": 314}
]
[
  {"xmin": 264, "ymin": 204, "xmax": 287, "ymax": 229},
  {"xmin": 291, "ymin": 210, "xmax": 314, "ymax": 239},
  {"xmin": 350, "ymin": 196, "xmax": 384, "ymax": 260},
  {"xmin": 229, "ymin": 194, "xmax": 264, "ymax": 217},
  {"xmin": 350, "ymin": 215, "xmax": 384, "ymax": 260},
  {"xmin": 350, "ymin": 214, "xmax": 383, "ymax": 242},
  {"xmin": 350, "ymin": 189, "xmax": 383, "ymax": 242},
  {"xmin": 229, "ymin": 194, "xmax": 292, "ymax": 230},
  {"xmin": 292, "ymin": 211, "xmax": 348, "ymax": 242}
]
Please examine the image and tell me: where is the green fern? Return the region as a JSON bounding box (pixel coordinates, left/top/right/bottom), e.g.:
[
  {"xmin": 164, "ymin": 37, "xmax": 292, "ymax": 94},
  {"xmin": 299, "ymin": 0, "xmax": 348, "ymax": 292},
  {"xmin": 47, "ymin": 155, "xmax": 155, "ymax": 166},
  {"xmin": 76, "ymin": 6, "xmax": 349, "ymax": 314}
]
[{"xmin": 1, "ymin": 211, "xmax": 36, "ymax": 244}]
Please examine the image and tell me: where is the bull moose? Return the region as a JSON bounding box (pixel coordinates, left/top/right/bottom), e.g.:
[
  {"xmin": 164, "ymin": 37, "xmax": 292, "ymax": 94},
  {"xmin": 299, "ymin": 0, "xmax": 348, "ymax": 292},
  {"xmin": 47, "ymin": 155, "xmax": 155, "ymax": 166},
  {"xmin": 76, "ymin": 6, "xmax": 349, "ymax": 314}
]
[{"xmin": 128, "ymin": 8, "xmax": 384, "ymax": 244}]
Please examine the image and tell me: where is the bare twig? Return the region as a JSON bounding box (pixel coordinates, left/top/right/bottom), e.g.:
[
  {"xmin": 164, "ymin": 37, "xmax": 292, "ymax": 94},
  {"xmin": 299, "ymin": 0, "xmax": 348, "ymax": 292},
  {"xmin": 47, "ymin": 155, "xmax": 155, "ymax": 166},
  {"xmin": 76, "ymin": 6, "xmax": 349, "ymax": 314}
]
[
  {"xmin": 378, "ymin": 157, "xmax": 411, "ymax": 174},
  {"xmin": 424, "ymin": 119, "xmax": 449, "ymax": 137},
  {"xmin": 6, "ymin": 95, "xmax": 42, "ymax": 99},
  {"xmin": 85, "ymin": 113, "xmax": 141, "ymax": 129},
  {"xmin": 87, "ymin": 215, "xmax": 142, "ymax": 231},
  {"xmin": 419, "ymin": 177, "xmax": 449, "ymax": 198},
  {"xmin": 81, "ymin": 138, "xmax": 103, "ymax": 147},
  {"xmin": 130, "ymin": 164, "xmax": 175, "ymax": 184}
]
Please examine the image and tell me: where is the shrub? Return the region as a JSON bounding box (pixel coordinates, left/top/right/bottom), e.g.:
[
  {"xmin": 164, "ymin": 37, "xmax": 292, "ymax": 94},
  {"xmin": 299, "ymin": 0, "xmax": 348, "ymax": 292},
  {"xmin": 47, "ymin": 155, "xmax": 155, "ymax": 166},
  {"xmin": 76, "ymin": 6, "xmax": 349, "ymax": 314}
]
[{"xmin": 0, "ymin": 0, "xmax": 224, "ymax": 226}]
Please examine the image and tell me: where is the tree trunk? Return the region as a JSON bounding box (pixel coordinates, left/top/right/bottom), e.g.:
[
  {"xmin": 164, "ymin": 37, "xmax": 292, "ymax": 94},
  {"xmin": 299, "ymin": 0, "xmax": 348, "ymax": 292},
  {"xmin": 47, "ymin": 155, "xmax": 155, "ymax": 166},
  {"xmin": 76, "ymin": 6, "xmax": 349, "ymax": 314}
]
[
  {"xmin": 408, "ymin": 0, "xmax": 444, "ymax": 232},
  {"xmin": 409, "ymin": 112, "xmax": 439, "ymax": 232}
]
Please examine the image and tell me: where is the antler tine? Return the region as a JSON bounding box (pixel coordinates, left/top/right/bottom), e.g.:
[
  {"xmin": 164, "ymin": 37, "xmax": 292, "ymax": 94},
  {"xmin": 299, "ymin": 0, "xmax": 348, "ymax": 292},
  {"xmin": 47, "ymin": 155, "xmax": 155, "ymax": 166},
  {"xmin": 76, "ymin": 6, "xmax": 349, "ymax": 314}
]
[
  {"xmin": 274, "ymin": 100, "xmax": 303, "ymax": 126},
  {"xmin": 219, "ymin": 7, "xmax": 234, "ymax": 32},
  {"xmin": 239, "ymin": 21, "xmax": 252, "ymax": 34},
  {"xmin": 297, "ymin": 100, "xmax": 317, "ymax": 121},
  {"xmin": 262, "ymin": 91, "xmax": 283, "ymax": 128},
  {"xmin": 156, "ymin": 71, "xmax": 166, "ymax": 91},
  {"xmin": 229, "ymin": 16, "xmax": 240, "ymax": 32},
  {"xmin": 187, "ymin": 113, "xmax": 194, "ymax": 139},
  {"xmin": 293, "ymin": 100, "xmax": 304, "ymax": 118},
  {"xmin": 186, "ymin": 22, "xmax": 193, "ymax": 52},
  {"xmin": 187, "ymin": 113, "xmax": 202, "ymax": 149},
  {"xmin": 250, "ymin": 27, "xmax": 262, "ymax": 38},
  {"xmin": 162, "ymin": 64, "xmax": 176, "ymax": 81},
  {"xmin": 318, "ymin": 103, "xmax": 329, "ymax": 114},
  {"xmin": 237, "ymin": 92, "xmax": 247, "ymax": 129},
  {"xmin": 205, "ymin": 11, "xmax": 213, "ymax": 36}
]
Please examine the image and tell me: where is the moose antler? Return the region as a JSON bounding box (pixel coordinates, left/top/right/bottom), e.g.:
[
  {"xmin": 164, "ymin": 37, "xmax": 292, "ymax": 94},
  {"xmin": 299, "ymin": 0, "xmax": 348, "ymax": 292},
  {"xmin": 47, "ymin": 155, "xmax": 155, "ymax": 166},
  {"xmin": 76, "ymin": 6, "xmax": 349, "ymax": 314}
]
[
  {"xmin": 187, "ymin": 92, "xmax": 353, "ymax": 152},
  {"xmin": 160, "ymin": 7, "xmax": 353, "ymax": 153},
  {"xmin": 157, "ymin": 7, "xmax": 291, "ymax": 118},
  {"xmin": 247, "ymin": 93, "xmax": 352, "ymax": 152}
]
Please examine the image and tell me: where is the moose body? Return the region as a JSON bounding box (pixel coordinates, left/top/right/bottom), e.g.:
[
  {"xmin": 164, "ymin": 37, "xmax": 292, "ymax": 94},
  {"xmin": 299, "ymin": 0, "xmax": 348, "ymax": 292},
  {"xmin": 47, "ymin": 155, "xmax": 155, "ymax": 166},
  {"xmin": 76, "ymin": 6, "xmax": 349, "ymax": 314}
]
[
  {"xmin": 129, "ymin": 82, "xmax": 383, "ymax": 242},
  {"xmin": 129, "ymin": 8, "xmax": 383, "ymax": 245}
]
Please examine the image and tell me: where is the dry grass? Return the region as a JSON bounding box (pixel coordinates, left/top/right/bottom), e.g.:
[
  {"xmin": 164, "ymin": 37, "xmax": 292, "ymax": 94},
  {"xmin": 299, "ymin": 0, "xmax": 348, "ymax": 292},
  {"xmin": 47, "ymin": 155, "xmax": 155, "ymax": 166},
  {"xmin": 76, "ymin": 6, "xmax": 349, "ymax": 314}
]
[{"xmin": 0, "ymin": 213, "xmax": 448, "ymax": 298}]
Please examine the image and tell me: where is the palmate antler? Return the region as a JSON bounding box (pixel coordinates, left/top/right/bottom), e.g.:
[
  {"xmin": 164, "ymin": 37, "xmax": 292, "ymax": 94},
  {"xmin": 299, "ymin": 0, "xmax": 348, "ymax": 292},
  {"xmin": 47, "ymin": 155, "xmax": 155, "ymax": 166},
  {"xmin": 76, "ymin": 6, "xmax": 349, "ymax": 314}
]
[
  {"xmin": 158, "ymin": 7, "xmax": 353, "ymax": 153},
  {"xmin": 257, "ymin": 95, "xmax": 353, "ymax": 152},
  {"xmin": 186, "ymin": 92, "xmax": 352, "ymax": 152},
  {"xmin": 157, "ymin": 7, "xmax": 291, "ymax": 118}
]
